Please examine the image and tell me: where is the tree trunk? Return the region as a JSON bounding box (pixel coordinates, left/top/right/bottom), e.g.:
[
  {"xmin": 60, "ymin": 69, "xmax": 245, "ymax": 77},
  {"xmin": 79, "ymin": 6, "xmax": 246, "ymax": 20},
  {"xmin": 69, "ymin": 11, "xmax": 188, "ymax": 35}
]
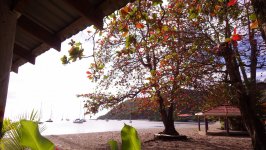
[
  {"xmin": 222, "ymin": 44, "xmax": 266, "ymax": 149},
  {"xmin": 160, "ymin": 111, "xmax": 179, "ymax": 135},
  {"xmin": 161, "ymin": 104, "xmax": 179, "ymax": 135},
  {"xmin": 251, "ymin": 0, "xmax": 266, "ymax": 43},
  {"xmin": 239, "ymin": 94, "xmax": 266, "ymax": 149},
  {"xmin": 156, "ymin": 91, "xmax": 179, "ymax": 135}
]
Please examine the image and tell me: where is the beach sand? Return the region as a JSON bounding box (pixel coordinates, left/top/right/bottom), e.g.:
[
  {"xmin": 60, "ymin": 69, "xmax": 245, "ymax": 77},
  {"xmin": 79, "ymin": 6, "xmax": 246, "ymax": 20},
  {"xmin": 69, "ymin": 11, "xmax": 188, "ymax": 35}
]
[{"xmin": 47, "ymin": 123, "xmax": 252, "ymax": 150}]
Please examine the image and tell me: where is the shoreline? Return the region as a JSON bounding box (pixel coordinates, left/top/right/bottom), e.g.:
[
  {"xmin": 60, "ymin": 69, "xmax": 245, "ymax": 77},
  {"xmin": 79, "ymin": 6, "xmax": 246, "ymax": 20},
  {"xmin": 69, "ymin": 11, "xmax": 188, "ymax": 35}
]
[
  {"xmin": 42, "ymin": 120, "xmax": 201, "ymax": 136},
  {"xmin": 47, "ymin": 124, "xmax": 252, "ymax": 150}
]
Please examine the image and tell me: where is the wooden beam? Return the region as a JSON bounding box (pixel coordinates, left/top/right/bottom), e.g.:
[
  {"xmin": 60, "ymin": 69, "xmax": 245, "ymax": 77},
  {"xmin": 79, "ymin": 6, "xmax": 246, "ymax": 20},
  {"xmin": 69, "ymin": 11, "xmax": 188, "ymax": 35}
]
[
  {"xmin": 17, "ymin": 15, "xmax": 61, "ymax": 51},
  {"xmin": 62, "ymin": 0, "xmax": 104, "ymax": 29},
  {"xmin": 0, "ymin": 0, "xmax": 18, "ymax": 136},
  {"xmin": 13, "ymin": 44, "xmax": 35, "ymax": 64},
  {"xmin": 11, "ymin": 65, "xmax": 18, "ymax": 73},
  {"xmin": 11, "ymin": 0, "xmax": 31, "ymax": 13}
]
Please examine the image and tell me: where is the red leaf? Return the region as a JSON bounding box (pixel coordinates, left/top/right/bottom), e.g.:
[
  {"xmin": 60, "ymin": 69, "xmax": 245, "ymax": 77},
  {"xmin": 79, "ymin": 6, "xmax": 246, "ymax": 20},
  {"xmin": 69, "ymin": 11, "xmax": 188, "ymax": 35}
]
[
  {"xmin": 232, "ymin": 34, "xmax": 241, "ymax": 41},
  {"xmin": 86, "ymin": 71, "xmax": 91, "ymax": 74},
  {"xmin": 156, "ymin": 71, "xmax": 162, "ymax": 76},
  {"xmin": 149, "ymin": 31, "xmax": 154, "ymax": 35},
  {"xmin": 232, "ymin": 27, "xmax": 241, "ymax": 41},
  {"xmin": 227, "ymin": 0, "xmax": 237, "ymax": 7},
  {"xmin": 135, "ymin": 23, "xmax": 144, "ymax": 29},
  {"xmin": 170, "ymin": 77, "xmax": 174, "ymax": 81},
  {"xmin": 163, "ymin": 35, "xmax": 169, "ymax": 41}
]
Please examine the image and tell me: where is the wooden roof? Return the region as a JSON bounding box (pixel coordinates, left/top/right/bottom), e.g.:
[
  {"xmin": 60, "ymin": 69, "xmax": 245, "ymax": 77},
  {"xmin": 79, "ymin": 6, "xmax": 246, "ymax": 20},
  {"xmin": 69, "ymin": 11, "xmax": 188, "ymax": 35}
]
[
  {"xmin": 196, "ymin": 105, "xmax": 241, "ymax": 117},
  {"xmin": 177, "ymin": 113, "xmax": 192, "ymax": 117},
  {"xmin": 10, "ymin": 0, "xmax": 134, "ymax": 73}
]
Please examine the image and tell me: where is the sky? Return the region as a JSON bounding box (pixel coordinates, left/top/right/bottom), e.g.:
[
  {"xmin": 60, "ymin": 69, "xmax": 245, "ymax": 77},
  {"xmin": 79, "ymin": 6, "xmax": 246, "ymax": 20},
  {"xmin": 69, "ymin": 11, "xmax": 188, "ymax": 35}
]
[{"xmin": 5, "ymin": 27, "xmax": 108, "ymax": 121}]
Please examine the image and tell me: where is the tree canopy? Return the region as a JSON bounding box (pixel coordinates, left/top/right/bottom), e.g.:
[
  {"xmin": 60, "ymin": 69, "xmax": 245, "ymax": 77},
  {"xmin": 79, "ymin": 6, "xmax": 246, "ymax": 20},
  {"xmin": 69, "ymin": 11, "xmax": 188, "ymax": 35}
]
[{"xmin": 62, "ymin": 0, "xmax": 266, "ymax": 147}]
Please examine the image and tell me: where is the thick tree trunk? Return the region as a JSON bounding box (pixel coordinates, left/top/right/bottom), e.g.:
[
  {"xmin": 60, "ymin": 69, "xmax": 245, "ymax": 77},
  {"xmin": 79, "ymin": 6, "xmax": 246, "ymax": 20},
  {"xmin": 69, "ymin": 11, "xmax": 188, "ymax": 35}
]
[
  {"xmin": 161, "ymin": 104, "xmax": 179, "ymax": 135},
  {"xmin": 160, "ymin": 112, "xmax": 178, "ymax": 135},
  {"xmin": 239, "ymin": 94, "xmax": 266, "ymax": 149},
  {"xmin": 222, "ymin": 44, "xmax": 266, "ymax": 149},
  {"xmin": 156, "ymin": 91, "xmax": 179, "ymax": 135},
  {"xmin": 251, "ymin": 0, "xmax": 266, "ymax": 43}
]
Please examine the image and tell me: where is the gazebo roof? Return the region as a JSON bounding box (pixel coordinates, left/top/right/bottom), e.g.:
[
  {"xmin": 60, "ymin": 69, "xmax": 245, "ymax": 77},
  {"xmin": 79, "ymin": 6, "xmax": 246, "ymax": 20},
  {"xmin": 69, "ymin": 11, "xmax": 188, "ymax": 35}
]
[
  {"xmin": 10, "ymin": 0, "xmax": 134, "ymax": 73},
  {"xmin": 177, "ymin": 113, "xmax": 192, "ymax": 117},
  {"xmin": 196, "ymin": 105, "xmax": 241, "ymax": 117}
]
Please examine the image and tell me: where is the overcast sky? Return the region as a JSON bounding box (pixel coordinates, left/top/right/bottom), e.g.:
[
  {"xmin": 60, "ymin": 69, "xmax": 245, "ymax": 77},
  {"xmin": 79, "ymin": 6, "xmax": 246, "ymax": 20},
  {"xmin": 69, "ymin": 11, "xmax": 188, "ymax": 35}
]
[{"xmin": 5, "ymin": 27, "xmax": 108, "ymax": 121}]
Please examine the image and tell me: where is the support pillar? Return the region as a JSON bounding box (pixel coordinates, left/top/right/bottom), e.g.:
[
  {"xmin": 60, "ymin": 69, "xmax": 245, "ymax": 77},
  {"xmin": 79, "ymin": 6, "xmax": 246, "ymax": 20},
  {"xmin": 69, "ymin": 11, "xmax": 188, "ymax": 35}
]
[
  {"xmin": 0, "ymin": 0, "xmax": 18, "ymax": 137},
  {"xmin": 226, "ymin": 116, "xmax": 229, "ymax": 135},
  {"xmin": 204, "ymin": 117, "xmax": 208, "ymax": 134},
  {"xmin": 198, "ymin": 116, "xmax": 201, "ymax": 131}
]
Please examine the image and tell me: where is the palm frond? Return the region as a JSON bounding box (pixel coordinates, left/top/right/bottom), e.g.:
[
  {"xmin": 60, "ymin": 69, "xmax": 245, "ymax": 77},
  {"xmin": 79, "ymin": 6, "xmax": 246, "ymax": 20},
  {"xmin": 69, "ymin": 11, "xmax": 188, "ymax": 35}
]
[{"xmin": 0, "ymin": 109, "xmax": 46, "ymax": 150}]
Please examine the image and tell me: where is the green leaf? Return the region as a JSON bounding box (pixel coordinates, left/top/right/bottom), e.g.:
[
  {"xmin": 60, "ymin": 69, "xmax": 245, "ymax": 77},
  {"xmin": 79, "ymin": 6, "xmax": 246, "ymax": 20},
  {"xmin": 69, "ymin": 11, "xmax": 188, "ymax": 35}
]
[
  {"xmin": 126, "ymin": 36, "xmax": 130, "ymax": 48},
  {"xmin": 19, "ymin": 120, "xmax": 55, "ymax": 150},
  {"xmin": 189, "ymin": 8, "xmax": 198, "ymax": 19},
  {"xmin": 126, "ymin": 36, "xmax": 134, "ymax": 48},
  {"xmin": 108, "ymin": 140, "xmax": 118, "ymax": 150},
  {"xmin": 98, "ymin": 64, "xmax": 105, "ymax": 70},
  {"xmin": 152, "ymin": 13, "xmax": 157, "ymax": 19},
  {"xmin": 121, "ymin": 124, "xmax": 141, "ymax": 150},
  {"xmin": 150, "ymin": 70, "xmax": 156, "ymax": 76},
  {"xmin": 61, "ymin": 55, "xmax": 69, "ymax": 64},
  {"xmin": 225, "ymin": 38, "xmax": 231, "ymax": 42},
  {"xmin": 189, "ymin": 12, "xmax": 198, "ymax": 19},
  {"xmin": 74, "ymin": 42, "xmax": 82, "ymax": 47},
  {"xmin": 162, "ymin": 25, "xmax": 168, "ymax": 32},
  {"xmin": 249, "ymin": 13, "xmax": 257, "ymax": 21},
  {"xmin": 103, "ymin": 75, "xmax": 109, "ymax": 79},
  {"xmin": 152, "ymin": 0, "xmax": 163, "ymax": 6}
]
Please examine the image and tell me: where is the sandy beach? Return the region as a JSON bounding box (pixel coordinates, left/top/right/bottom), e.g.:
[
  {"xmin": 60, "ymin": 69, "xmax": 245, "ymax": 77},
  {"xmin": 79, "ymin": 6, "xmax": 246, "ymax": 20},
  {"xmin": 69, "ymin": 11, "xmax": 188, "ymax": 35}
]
[{"xmin": 46, "ymin": 122, "xmax": 252, "ymax": 150}]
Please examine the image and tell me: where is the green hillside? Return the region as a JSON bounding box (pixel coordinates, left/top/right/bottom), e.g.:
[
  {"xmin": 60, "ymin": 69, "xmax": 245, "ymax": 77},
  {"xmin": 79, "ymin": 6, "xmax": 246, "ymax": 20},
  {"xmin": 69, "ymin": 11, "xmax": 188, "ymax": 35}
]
[
  {"xmin": 97, "ymin": 99, "xmax": 161, "ymax": 120},
  {"xmin": 97, "ymin": 89, "xmax": 203, "ymax": 121}
]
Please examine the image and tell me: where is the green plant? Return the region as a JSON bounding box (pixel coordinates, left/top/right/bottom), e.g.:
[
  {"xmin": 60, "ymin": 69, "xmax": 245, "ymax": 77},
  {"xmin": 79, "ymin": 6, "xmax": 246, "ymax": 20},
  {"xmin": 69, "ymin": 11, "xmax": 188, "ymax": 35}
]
[
  {"xmin": 109, "ymin": 124, "xmax": 141, "ymax": 150},
  {"xmin": 0, "ymin": 110, "xmax": 54, "ymax": 150},
  {"xmin": 19, "ymin": 120, "xmax": 54, "ymax": 150}
]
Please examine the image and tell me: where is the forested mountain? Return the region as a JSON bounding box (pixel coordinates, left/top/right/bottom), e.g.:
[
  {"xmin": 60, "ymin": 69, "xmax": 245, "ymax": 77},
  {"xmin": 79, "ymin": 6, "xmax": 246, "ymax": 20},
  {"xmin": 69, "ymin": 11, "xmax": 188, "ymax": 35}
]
[{"xmin": 98, "ymin": 89, "xmax": 203, "ymax": 120}]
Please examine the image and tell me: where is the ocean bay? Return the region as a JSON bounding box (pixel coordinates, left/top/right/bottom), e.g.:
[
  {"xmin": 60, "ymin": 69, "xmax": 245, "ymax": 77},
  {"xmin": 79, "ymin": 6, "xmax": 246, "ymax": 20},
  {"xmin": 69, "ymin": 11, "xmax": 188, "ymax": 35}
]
[{"xmin": 42, "ymin": 120, "xmax": 199, "ymax": 135}]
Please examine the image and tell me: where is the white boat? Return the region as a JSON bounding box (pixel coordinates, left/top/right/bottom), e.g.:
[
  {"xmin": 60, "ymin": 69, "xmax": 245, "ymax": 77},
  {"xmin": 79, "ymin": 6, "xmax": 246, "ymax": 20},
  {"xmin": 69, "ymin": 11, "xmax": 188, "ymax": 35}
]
[
  {"xmin": 46, "ymin": 104, "xmax": 53, "ymax": 122},
  {"xmin": 46, "ymin": 118, "xmax": 53, "ymax": 122},
  {"xmin": 74, "ymin": 99, "xmax": 86, "ymax": 123},
  {"xmin": 73, "ymin": 118, "xmax": 83, "ymax": 123}
]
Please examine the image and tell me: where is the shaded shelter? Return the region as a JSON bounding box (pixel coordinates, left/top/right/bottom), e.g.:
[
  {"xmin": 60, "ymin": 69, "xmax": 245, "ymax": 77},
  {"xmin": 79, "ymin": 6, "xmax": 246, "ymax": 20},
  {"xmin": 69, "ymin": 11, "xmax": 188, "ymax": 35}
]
[
  {"xmin": 195, "ymin": 105, "xmax": 241, "ymax": 135},
  {"xmin": 0, "ymin": 0, "xmax": 134, "ymax": 135}
]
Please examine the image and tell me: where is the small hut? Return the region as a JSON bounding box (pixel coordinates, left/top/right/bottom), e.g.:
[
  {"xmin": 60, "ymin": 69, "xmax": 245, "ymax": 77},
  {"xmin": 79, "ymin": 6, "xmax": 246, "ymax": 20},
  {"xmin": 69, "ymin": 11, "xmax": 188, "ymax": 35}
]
[{"xmin": 195, "ymin": 105, "xmax": 241, "ymax": 135}]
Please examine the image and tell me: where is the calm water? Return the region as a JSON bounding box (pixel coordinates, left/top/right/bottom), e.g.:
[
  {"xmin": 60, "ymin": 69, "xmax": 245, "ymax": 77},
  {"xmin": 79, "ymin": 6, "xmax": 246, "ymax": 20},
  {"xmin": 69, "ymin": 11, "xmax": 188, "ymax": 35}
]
[{"xmin": 42, "ymin": 120, "xmax": 199, "ymax": 135}]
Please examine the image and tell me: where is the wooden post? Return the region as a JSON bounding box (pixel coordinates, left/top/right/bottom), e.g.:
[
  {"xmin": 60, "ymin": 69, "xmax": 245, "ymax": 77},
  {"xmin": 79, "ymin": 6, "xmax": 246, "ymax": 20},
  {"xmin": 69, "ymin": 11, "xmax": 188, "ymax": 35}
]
[
  {"xmin": 198, "ymin": 116, "xmax": 201, "ymax": 131},
  {"xmin": 226, "ymin": 116, "xmax": 229, "ymax": 135},
  {"xmin": 206, "ymin": 118, "xmax": 208, "ymax": 130},
  {"xmin": 224, "ymin": 117, "xmax": 226, "ymax": 130},
  {"xmin": 0, "ymin": 0, "xmax": 18, "ymax": 137},
  {"xmin": 204, "ymin": 117, "xmax": 208, "ymax": 134}
]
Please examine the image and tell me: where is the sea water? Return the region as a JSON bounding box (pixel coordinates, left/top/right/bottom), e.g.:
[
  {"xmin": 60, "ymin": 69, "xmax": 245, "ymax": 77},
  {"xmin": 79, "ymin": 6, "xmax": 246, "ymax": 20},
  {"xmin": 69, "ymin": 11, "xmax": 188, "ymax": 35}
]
[{"xmin": 42, "ymin": 120, "xmax": 200, "ymax": 135}]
